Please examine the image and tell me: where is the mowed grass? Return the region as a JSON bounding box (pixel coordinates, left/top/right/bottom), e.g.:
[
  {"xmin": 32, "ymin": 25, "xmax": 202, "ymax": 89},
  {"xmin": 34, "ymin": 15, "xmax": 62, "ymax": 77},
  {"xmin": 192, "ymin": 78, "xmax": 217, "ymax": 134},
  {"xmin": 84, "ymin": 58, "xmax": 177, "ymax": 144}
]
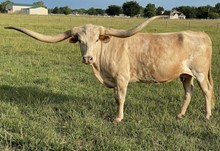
[{"xmin": 0, "ymin": 14, "xmax": 220, "ymax": 150}]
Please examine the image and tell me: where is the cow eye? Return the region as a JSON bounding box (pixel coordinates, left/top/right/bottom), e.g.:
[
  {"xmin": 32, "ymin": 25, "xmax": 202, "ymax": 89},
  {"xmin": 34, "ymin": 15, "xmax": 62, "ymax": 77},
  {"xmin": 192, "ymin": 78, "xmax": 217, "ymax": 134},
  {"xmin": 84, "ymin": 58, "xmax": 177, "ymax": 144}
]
[
  {"xmin": 78, "ymin": 39, "xmax": 82, "ymax": 43},
  {"xmin": 96, "ymin": 39, "xmax": 99, "ymax": 42}
]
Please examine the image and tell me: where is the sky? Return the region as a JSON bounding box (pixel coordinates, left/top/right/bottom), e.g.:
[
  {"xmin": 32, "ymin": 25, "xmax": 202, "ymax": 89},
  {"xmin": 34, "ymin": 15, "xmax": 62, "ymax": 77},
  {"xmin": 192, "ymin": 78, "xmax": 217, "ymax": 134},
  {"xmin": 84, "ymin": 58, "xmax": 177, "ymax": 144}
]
[{"xmin": 1, "ymin": 0, "xmax": 220, "ymax": 10}]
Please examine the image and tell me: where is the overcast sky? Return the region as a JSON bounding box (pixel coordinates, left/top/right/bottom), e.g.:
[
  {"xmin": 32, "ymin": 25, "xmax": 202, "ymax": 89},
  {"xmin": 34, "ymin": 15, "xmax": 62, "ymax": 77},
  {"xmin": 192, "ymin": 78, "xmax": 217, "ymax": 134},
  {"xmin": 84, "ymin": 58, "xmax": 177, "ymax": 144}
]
[{"xmin": 1, "ymin": 0, "xmax": 219, "ymax": 9}]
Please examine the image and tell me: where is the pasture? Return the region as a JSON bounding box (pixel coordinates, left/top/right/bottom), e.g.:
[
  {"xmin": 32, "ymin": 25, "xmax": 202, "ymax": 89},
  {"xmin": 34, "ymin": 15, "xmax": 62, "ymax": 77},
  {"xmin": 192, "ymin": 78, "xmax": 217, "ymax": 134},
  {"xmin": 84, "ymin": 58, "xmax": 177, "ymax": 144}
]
[{"xmin": 0, "ymin": 14, "xmax": 220, "ymax": 150}]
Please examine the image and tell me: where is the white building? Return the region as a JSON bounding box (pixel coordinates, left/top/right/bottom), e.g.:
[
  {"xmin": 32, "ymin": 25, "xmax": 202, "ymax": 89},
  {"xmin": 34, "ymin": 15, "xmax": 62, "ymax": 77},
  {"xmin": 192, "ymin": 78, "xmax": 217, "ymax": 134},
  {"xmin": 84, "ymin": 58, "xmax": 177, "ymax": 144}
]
[
  {"xmin": 162, "ymin": 10, "xmax": 186, "ymax": 19},
  {"xmin": 5, "ymin": 3, "xmax": 48, "ymax": 15},
  {"xmin": 23, "ymin": 6, "xmax": 48, "ymax": 15}
]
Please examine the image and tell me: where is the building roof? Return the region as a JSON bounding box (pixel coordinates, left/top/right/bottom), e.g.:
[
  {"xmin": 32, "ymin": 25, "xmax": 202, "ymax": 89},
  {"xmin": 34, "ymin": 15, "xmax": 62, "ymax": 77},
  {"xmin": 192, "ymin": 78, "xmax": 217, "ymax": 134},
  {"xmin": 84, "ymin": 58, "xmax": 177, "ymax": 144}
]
[
  {"xmin": 29, "ymin": 6, "xmax": 48, "ymax": 10},
  {"xmin": 163, "ymin": 9, "xmax": 186, "ymax": 17},
  {"xmin": 10, "ymin": 3, "xmax": 47, "ymax": 9},
  {"xmin": 163, "ymin": 11, "xmax": 172, "ymax": 16},
  {"xmin": 11, "ymin": 3, "xmax": 35, "ymax": 7}
]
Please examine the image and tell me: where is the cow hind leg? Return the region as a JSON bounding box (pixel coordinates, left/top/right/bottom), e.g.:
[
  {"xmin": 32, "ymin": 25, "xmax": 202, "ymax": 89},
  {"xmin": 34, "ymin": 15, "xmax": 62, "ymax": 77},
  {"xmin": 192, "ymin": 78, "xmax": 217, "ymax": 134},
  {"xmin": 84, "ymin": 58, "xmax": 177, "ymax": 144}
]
[
  {"xmin": 196, "ymin": 74, "xmax": 213, "ymax": 119},
  {"xmin": 178, "ymin": 75, "xmax": 194, "ymax": 118},
  {"xmin": 208, "ymin": 68, "xmax": 215, "ymax": 109}
]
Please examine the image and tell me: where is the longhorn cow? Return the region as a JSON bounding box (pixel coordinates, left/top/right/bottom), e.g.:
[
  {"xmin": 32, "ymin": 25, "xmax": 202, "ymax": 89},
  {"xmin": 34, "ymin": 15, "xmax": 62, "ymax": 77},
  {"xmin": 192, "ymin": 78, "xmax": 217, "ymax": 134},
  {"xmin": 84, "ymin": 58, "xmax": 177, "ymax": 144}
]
[{"xmin": 5, "ymin": 16, "xmax": 214, "ymax": 122}]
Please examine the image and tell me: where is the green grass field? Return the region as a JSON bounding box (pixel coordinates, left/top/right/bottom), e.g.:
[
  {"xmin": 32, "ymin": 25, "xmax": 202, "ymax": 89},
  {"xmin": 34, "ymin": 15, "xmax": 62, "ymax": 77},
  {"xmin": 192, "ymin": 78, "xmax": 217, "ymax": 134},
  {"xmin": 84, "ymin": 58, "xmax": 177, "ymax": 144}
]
[{"xmin": 0, "ymin": 14, "xmax": 220, "ymax": 150}]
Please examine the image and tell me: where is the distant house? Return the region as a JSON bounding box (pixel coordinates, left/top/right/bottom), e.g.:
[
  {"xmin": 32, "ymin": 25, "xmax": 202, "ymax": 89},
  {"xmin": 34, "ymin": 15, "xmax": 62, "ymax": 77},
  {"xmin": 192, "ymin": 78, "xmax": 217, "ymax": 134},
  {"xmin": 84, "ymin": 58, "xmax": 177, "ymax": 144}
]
[
  {"xmin": 5, "ymin": 3, "xmax": 48, "ymax": 15},
  {"xmin": 162, "ymin": 10, "xmax": 186, "ymax": 19}
]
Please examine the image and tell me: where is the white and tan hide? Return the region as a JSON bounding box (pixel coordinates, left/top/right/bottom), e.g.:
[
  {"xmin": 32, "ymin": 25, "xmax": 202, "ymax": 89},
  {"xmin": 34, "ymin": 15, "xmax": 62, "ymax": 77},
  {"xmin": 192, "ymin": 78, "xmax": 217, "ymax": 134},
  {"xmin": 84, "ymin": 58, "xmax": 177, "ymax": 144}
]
[{"xmin": 5, "ymin": 16, "xmax": 214, "ymax": 122}]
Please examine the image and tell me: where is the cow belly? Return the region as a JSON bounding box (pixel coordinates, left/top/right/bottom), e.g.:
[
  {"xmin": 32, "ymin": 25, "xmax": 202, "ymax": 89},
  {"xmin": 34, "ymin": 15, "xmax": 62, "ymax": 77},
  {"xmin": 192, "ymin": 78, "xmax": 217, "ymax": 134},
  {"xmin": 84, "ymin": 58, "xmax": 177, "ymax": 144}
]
[{"xmin": 130, "ymin": 64, "xmax": 185, "ymax": 83}]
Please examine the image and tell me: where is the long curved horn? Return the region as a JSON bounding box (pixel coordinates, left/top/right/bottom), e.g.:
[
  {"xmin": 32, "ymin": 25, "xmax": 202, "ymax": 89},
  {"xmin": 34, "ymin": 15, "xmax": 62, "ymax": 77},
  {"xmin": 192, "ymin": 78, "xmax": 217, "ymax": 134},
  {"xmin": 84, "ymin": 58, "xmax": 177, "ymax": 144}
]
[
  {"xmin": 103, "ymin": 15, "xmax": 168, "ymax": 38},
  {"xmin": 4, "ymin": 27, "xmax": 79, "ymax": 43}
]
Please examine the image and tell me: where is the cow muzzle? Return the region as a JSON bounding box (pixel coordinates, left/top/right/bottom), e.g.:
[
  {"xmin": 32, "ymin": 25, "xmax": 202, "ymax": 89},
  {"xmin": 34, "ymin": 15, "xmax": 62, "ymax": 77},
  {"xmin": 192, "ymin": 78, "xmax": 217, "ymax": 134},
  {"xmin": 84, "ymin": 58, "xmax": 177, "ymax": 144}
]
[{"xmin": 82, "ymin": 56, "xmax": 94, "ymax": 65}]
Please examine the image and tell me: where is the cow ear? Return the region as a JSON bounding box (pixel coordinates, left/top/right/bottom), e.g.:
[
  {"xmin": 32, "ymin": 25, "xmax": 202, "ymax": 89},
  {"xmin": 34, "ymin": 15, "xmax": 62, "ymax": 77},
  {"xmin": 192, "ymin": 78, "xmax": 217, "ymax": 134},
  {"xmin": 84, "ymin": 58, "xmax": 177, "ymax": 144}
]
[
  {"xmin": 69, "ymin": 35, "xmax": 78, "ymax": 43},
  {"xmin": 99, "ymin": 35, "xmax": 111, "ymax": 43}
]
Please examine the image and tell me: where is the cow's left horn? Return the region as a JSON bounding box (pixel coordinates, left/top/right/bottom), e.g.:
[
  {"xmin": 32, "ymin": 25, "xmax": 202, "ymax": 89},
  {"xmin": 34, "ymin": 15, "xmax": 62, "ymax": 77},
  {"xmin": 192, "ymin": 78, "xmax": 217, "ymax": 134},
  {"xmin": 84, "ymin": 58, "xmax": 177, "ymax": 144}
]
[
  {"xmin": 4, "ymin": 27, "xmax": 80, "ymax": 43},
  {"xmin": 103, "ymin": 15, "xmax": 168, "ymax": 38}
]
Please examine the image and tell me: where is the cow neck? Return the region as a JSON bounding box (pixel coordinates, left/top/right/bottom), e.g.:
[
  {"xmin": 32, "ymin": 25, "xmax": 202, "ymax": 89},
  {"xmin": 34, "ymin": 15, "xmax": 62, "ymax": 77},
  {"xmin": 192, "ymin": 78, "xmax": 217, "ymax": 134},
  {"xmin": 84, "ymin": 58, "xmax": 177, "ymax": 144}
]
[
  {"xmin": 92, "ymin": 40, "xmax": 103, "ymax": 72},
  {"xmin": 90, "ymin": 41, "xmax": 105, "ymax": 84}
]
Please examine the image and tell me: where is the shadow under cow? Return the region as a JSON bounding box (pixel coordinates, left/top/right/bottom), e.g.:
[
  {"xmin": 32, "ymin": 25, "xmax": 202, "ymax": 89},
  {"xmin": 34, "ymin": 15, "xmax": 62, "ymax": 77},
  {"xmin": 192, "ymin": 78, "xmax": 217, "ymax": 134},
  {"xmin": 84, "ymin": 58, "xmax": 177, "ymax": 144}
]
[{"xmin": 0, "ymin": 85, "xmax": 117, "ymax": 122}]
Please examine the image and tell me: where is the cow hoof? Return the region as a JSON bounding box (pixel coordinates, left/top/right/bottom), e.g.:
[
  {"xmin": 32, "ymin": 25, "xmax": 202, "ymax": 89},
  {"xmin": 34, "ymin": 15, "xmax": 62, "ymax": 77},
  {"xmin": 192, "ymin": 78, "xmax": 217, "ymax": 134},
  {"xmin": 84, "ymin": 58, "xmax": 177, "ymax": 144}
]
[
  {"xmin": 114, "ymin": 117, "xmax": 123, "ymax": 123},
  {"xmin": 206, "ymin": 114, "xmax": 211, "ymax": 120},
  {"xmin": 178, "ymin": 113, "xmax": 185, "ymax": 119}
]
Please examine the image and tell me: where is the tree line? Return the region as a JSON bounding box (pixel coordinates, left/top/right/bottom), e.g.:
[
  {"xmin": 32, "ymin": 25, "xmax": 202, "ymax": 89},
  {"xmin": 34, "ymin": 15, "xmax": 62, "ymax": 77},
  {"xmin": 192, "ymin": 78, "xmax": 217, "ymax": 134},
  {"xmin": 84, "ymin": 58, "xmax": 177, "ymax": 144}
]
[
  {"xmin": 49, "ymin": 1, "xmax": 220, "ymax": 19},
  {"xmin": 1, "ymin": 0, "xmax": 220, "ymax": 19}
]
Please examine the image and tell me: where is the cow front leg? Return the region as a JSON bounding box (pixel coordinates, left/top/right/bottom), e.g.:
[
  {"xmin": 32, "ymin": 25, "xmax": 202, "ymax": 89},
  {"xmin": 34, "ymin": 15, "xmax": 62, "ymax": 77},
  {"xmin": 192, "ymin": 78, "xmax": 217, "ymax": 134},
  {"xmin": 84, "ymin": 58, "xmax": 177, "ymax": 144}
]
[{"xmin": 114, "ymin": 79, "xmax": 128, "ymax": 123}]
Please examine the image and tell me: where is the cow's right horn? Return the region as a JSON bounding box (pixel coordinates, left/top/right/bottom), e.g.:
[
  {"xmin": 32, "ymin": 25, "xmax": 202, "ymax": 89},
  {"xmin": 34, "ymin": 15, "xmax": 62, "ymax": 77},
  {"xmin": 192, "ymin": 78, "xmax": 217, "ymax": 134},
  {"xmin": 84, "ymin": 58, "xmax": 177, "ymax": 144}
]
[
  {"xmin": 103, "ymin": 15, "xmax": 168, "ymax": 38},
  {"xmin": 4, "ymin": 27, "xmax": 80, "ymax": 43}
]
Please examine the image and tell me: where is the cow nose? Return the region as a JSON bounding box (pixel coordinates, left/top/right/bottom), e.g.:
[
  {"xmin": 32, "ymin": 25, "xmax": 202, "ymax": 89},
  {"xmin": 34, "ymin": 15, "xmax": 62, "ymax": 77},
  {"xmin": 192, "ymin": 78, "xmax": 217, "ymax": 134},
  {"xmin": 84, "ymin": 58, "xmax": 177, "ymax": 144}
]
[{"xmin": 82, "ymin": 56, "xmax": 94, "ymax": 64}]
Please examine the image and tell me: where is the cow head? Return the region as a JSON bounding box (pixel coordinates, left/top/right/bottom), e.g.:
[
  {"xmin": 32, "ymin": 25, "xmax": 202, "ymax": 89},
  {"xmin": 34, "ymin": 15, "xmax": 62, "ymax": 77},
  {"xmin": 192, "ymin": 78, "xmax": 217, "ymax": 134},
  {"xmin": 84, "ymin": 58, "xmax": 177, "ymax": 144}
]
[
  {"xmin": 68, "ymin": 25, "xmax": 111, "ymax": 65},
  {"xmin": 5, "ymin": 16, "xmax": 167, "ymax": 65}
]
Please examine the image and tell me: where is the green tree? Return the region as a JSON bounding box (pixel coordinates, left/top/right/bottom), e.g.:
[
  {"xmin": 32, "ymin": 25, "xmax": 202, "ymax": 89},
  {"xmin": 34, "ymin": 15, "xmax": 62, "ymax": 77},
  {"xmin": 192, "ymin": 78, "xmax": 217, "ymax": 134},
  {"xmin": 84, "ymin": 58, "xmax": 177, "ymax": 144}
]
[
  {"xmin": 77, "ymin": 8, "xmax": 87, "ymax": 15},
  {"xmin": 95, "ymin": 8, "xmax": 105, "ymax": 15},
  {"xmin": 33, "ymin": 1, "xmax": 47, "ymax": 8},
  {"xmin": 156, "ymin": 6, "xmax": 164, "ymax": 15},
  {"xmin": 139, "ymin": 6, "xmax": 144, "ymax": 17},
  {"xmin": 106, "ymin": 5, "xmax": 122, "ymax": 16},
  {"xmin": 208, "ymin": 12, "xmax": 219, "ymax": 19},
  {"xmin": 175, "ymin": 6, "xmax": 198, "ymax": 18},
  {"xmin": 87, "ymin": 7, "xmax": 96, "ymax": 15},
  {"xmin": 51, "ymin": 6, "xmax": 72, "ymax": 15},
  {"xmin": 144, "ymin": 3, "xmax": 156, "ymax": 18},
  {"xmin": 197, "ymin": 5, "xmax": 212, "ymax": 18},
  {"xmin": 215, "ymin": 3, "xmax": 220, "ymax": 14},
  {"xmin": 51, "ymin": 6, "xmax": 59, "ymax": 14},
  {"xmin": 0, "ymin": 0, "xmax": 11, "ymax": 13},
  {"xmin": 61, "ymin": 6, "xmax": 72, "ymax": 15},
  {"xmin": 122, "ymin": 1, "xmax": 141, "ymax": 17}
]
